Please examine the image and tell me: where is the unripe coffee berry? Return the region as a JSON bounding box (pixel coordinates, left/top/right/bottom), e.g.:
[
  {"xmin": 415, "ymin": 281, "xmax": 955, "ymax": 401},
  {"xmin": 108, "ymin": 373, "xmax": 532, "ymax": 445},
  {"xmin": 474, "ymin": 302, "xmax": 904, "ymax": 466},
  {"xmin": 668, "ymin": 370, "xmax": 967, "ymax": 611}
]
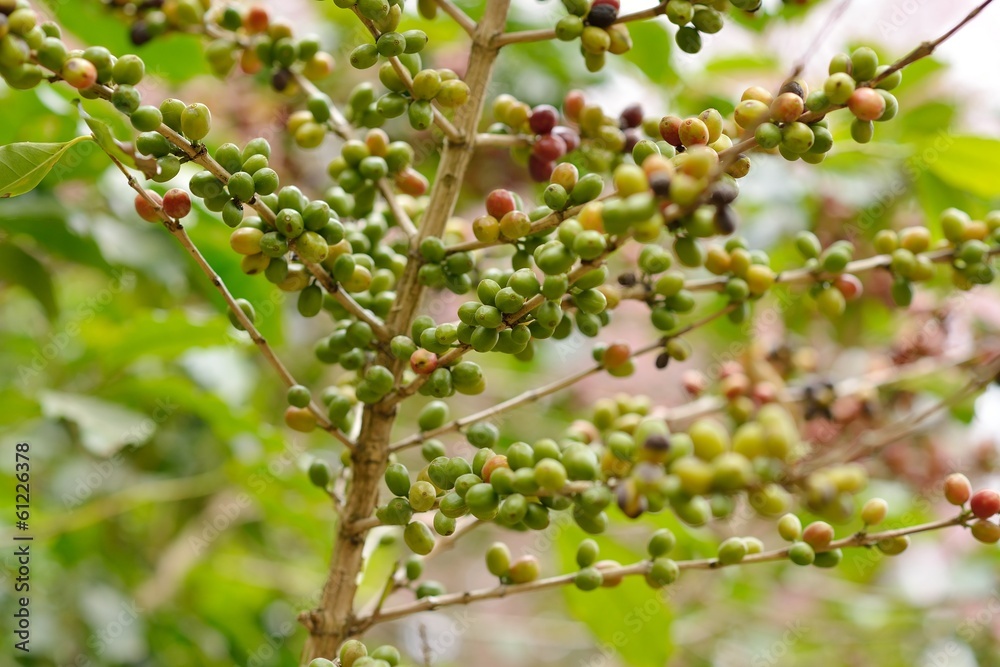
[
  {"xmin": 971, "ymin": 519, "xmax": 1000, "ymax": 544},
  {"xmin": 485, "ymin": 542, "xmax": 511, "ymax": 577},
  {"xmin": 181, "ymin": 103, "xmax": 212, "ymax": 141},
  {"xmin": 508, "ymin": 555, "xmax": 540, "ymax": 583},
  {"xmin": 860, "ymin": 498, "xmax": 888, "ymax": 526},
  {"xmin": 112, "ymin": 54, "xmax": 144, "ymax": 85}
]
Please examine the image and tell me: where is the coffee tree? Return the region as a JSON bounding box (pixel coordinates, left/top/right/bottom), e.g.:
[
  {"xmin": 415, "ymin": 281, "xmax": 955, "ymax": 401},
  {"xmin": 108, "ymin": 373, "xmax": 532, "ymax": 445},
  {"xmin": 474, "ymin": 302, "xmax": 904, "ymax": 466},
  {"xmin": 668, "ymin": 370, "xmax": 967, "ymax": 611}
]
[{"xmin": 3, "ymin": 0, "xmax": 1000, "ymax": 665}]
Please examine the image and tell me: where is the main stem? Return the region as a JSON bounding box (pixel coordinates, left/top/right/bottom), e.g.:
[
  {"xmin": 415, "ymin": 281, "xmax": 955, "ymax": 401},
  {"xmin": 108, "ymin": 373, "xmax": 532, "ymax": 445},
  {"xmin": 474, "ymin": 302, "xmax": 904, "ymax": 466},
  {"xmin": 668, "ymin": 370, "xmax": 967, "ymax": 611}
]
[{"xmin": 300, "ymin": 3, "xmax": 511, "ymax": 662}]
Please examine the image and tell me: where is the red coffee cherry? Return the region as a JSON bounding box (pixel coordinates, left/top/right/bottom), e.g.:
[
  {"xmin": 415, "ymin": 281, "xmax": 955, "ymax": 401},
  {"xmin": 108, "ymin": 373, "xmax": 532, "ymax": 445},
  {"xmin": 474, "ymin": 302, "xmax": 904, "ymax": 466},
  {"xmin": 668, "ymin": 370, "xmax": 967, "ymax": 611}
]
[
  {"xmin": 162, "ymin": 188, "xmax": 192, "ymax": 219},
  {"xmin": 485, "ymin": 189, "xmax": 517, "ymax": 219},
  {"xmin": 529, "ymin": 104, "xmax": 559, "ymax": 135},
  {"xmin": 409, "ymin": 349, "xmax": 438, "ymax": 375},
  {"xmin": 970, "ymin": 489, "xmax": 1000, "ymax": 519},
  {"xmin": 134, "ymin": 191, "xmax": 162, "ymax": 223}
]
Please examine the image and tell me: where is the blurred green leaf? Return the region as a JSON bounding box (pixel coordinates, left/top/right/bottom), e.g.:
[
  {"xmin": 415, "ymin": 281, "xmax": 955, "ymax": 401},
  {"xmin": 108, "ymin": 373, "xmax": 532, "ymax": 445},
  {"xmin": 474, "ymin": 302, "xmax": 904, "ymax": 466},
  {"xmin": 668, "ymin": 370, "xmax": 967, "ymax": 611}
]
[
  {"xmin": 40, "ymin": 390, "xmax": 156, "ymax": 456},
  {"xmin": 923, "ymin": 136, "xmax": 1000, "ymax": 198},
  {"xmin": 0, "ymin": 240, "xmax": 58, "ymax": 321},
  {"xmin": 0, "ymin": 137, "xmax": 92, "ymax": 198}
]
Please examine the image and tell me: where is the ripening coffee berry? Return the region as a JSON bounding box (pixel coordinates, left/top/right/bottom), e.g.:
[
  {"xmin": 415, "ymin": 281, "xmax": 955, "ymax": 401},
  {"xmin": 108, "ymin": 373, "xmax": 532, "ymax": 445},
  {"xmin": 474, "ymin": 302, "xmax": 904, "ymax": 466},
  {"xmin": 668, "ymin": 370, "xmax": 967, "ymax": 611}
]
[
  {"xmin": 508, "ymin": 555, "xmax": 541, "ymax": 584},
  {"xmin": 161, "ymin": 189, "xmax": 191, "ymax": 218},
  {"xmin": 848, "ymin": 87, "xmax": 886, "ymax": 121},
  {"xmin": 943, "ymin": 473, "xmax": 972, "ymax": 505},
  {"xmin": 970, "ymin": 489, "xmax": 1000, "ymax": 519},
  {"xmin": 181, "ymin": 103, "xmax": 212, "ymax": 141},
  {"xmin": 284, "ymin": 406, "xmax": 317, "ymax": 432},
  {"xmin": 485, "ymin": 542, "xmax": 511, "ymax": 577},
  {"xmin": 134, "ymin": 191, "xmax": 162, "ymax": 223},
  {"xmin": 802, "ymin": 521, "xmax": 834, "ymax": 549},
  {"xmin": 971, "ymin": 520, "xmax": 1000, "ymax": 544},
  {"xmin": 61, "ymin": 57, "xmax": 98, "ymax": 89},
  {"xmin": 112, "ymin": 85, "xmax": 141, "ymax": 114}
]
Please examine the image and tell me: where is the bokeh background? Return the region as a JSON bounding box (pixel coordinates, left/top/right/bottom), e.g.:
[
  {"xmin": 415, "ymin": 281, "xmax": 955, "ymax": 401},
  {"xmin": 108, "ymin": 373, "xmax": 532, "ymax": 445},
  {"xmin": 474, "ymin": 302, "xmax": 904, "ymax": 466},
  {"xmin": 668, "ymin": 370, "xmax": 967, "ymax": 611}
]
[{"xmin": 2, "ymin": 0, "xmax": 1000, "ymax": 665}]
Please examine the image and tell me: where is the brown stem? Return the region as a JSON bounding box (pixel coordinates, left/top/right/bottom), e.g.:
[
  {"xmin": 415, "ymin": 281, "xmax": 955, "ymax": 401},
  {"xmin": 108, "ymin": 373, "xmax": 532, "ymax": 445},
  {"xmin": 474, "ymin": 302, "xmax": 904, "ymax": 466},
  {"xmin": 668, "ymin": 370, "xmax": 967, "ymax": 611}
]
[
  {"xmin": 300, "ymin": 3, "xmax": 513, "ymax": 661},
  {"xmin": 358, "ymin": 513, "xmax": 968, "ymax": 626}
]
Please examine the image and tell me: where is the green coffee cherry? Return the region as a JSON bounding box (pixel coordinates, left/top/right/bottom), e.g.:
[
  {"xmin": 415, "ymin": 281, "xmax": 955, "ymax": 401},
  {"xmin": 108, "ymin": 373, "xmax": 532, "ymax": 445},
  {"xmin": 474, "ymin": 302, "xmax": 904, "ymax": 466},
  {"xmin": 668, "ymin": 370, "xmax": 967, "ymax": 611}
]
[
  {"xmin": 485, "ymin": 542, "xmax": 511, "ymax": 577},
  {"xmin": 181, "ymin": 103, "xmax": 212, "ymax": 141},
  {"xmin": 404, "ymin": 520, "xmax": 435, "ymax": 555},
  {"xmin": 576, "ymin": 538, "xmax": 600, "ymax": 567}
]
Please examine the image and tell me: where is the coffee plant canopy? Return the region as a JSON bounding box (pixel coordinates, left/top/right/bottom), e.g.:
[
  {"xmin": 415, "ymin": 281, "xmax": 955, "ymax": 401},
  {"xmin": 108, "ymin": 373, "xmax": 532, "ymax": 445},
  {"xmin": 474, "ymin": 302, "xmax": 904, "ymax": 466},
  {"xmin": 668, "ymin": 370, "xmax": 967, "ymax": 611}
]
[{"xmin": 1, "ymin": 0, "xmax": 1000, "ymax": 665}]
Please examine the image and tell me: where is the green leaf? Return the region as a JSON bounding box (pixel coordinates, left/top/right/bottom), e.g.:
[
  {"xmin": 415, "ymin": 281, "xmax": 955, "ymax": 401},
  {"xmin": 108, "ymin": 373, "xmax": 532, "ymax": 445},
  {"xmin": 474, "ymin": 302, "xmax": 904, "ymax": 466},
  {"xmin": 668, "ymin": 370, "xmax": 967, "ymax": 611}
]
[
  {"xmin": 0, "ymin": 241, "xmax": 58, "ymax": 321},
  {"xmin": 75, "ymin": 101, "xmax": 131, "ymax": 165},
  {"xmin": 924, "ymin": 136, "xmax": 1000, "ymax": 198},
  {"xmin": 0, "ymin": 136, "xmax": 93, "ymax": 198},
  {"xmin": 622, "ymin": 20, "xmax": 678, "ymax": 86},
  {"xmin": 39, "ymin": 390, "xmax": 156, "ymax": 456}
]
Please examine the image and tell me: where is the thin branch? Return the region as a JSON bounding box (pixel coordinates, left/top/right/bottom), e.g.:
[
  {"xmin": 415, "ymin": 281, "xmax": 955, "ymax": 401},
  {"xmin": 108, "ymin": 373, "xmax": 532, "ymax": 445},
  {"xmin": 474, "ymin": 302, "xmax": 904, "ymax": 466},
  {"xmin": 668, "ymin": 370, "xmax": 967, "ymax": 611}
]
[
  {"xmin": 101, "ymin": 146, "xmax": 355, "ymax": 448},
  {"xmin": 789, "ymin": 0, "xmax": 854, "ymax": 80},
  {"xmin": 842, "ymin": 351, "xmax": 1000, "ymax": 464},
  {"xmin": 872, "ymin": 0, "xmax": 995, "ymax": 86},
  {"xmin": 626, "ymin": 245, "xmax": 1000, "ymax": 297},
  {"xmin": 444, "ymin": 195, "xmax": 611, "ymax": 255},
  {"xmin": 433, "ymin": 0, "xmax": 477, "ymax": 36},
  {"xmin": 358, "ymin": 513, "xmax": 969, "ymax": 627},
  {"xmin": 389, "ymin": 305, "xmax": 735, "ymax": 452},
  {"xmin": 661, "ymin": 347, "xmax": 988, "ymax": 427},
  {"xmin": 474, "ymin": 133, "xmax": 531, "ymax": 149},
  {"xmin": 494, "ymin": 1, "xmax": 668, "ymax": 48}
]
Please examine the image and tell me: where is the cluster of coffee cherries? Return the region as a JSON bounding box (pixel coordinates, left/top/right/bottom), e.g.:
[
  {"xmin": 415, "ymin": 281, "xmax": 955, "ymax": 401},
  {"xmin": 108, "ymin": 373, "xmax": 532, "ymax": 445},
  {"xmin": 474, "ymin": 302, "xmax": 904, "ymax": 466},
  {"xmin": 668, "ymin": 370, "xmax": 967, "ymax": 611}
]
[
  {"xmin": 866, "ymin": 208, "xmax": 1000, "ymax": 307},
  {"xmin": 99, "ymin": 1, "xmax": 337, "ymax": 88},
  {"xmin": 732, "ymin": 49, "xmax": 901, "ymax": 164},
  {"xmin": 553, "ymin": 0, "xmax": 633, "ymax": 72},
  {"xmin": 789, "ymin": 231, "xmax": 865, "ymax": 318},
  {"xmin": 946, "ymin": 473, "xmax": 1000, "ymax": 544},
  {"xmin": 323, "ymin": 129, "xmax": 427, "ymax": 211},
  {"xmin": 205, "ymin": 5, "xmax": 336, "ymax": 89},
  {"xmin": 309, "ymin": 639, "xmax": 403, "ymax": 667},
  {"xmin": 573, "ymin": 531, "xmax": 681, "ymax": 591},
  {"xmin": 348, "ymin": 31, "xmax": 471, "ymax": 132},
  {"xmin": 661, "ymin": 0, "xmax": 737, "ymax": 54}
]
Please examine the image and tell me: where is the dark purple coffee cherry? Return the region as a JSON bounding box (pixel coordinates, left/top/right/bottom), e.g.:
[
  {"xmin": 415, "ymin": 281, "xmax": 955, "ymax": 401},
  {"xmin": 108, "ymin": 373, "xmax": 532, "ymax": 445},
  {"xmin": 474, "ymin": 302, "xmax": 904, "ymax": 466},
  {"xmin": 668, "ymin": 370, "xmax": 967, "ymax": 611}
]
[{"xmin": 588, "ymin": 3, "xmax": 618, "ymax": 29}]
